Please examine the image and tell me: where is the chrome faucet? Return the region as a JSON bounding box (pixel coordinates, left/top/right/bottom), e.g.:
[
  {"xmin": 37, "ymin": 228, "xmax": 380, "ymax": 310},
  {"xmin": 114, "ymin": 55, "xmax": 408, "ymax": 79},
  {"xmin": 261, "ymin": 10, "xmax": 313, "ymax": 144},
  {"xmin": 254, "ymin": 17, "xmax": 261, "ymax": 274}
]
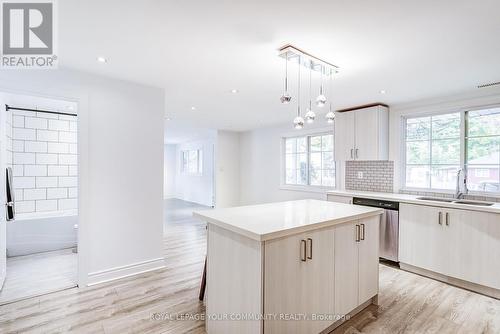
[{"xmin": 455, "ymin": 169, "xmax": 468, "ymax": 199}]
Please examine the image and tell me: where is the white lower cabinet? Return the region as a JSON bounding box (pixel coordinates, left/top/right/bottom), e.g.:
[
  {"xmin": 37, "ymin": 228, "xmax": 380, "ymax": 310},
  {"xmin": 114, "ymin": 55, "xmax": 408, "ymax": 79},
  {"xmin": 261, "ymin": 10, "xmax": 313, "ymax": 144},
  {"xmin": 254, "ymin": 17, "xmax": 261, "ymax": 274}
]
[
  {"xmin": 399, "ymin": 203, "xmax": 500, "ymax": 291},
  {"xmin": 399, "ymin": 204, "xmax": 450, "ymax": 275},
  {"xmin": 264, "ymin": 228, "xmax": 335, "ymax": 334},
  {"xmin": 264, "ymin": 216, "xmax": 379, "ymax": 334},
  {"xmin": 446, "ymin": 208, "xmax": 500, "ymax": 289},
  {"xmin": 334, "ymin": 217, "xmax": 379, "ymax": 316}
]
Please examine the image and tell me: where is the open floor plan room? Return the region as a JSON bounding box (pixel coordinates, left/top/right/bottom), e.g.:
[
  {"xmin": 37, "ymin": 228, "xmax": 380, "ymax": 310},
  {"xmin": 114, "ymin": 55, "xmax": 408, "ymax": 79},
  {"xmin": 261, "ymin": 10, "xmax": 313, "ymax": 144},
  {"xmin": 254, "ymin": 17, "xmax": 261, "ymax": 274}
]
[{"xmin": 1, "ymin": 1, "xmax": 500, "ymax": 333}]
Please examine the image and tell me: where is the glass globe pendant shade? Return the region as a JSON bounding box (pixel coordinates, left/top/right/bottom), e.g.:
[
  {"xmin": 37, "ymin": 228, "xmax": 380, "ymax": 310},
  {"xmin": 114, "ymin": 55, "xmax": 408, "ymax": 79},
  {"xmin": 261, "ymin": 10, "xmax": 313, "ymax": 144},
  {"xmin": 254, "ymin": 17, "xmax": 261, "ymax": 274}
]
[
  {"xmin": 280, "ymin": 93, "xmax": 292, "ymax": 104},
  {"xmin": 325, "ymin": 110, "xmax": 335, "ymax": 123},
  {"xmin": 293, "ymin": 116, "xmax": 304, "ymax": 129},
  {"xmin": 305, "ymin": 109, "xmax": 316, "ymax": 123},
  {"xmin": 316, "ymin": 94, "xmax": 327, "ymax": 107}
]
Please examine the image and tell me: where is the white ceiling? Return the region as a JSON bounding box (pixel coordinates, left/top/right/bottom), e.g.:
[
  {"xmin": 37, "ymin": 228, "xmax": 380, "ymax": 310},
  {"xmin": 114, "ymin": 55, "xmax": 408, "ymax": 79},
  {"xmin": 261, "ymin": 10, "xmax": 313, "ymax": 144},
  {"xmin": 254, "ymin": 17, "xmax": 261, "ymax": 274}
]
[{"xmin": 59, "ymin": 0, "xmax": 500, "ymax": 131}]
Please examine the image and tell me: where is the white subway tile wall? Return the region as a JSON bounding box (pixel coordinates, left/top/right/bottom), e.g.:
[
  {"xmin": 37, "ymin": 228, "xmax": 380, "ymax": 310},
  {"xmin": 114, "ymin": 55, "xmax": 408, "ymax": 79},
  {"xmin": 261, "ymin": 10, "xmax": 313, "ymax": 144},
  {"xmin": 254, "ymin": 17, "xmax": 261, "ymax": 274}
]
[
  {"xmin": 7, "ymin": 110, "xmax": 78, "ymax": 214},
  {"xmin": 345, "ymin": 160, "xmax": 394, "ymax": 193}
]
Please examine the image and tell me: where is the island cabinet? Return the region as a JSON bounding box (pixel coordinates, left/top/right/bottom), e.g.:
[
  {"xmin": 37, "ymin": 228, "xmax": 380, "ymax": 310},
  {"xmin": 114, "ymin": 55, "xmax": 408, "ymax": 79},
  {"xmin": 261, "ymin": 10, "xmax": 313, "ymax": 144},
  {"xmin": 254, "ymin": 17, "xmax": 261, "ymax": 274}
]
[
  {"xmin": 196, "ymin": 200, "xmax": 383, "ymax": 334},
  {"xmin": 264, "ymin": 227, "xmax": 336, "ymax": 334},
  {"xmin": 334, "ymin": 218, "xmax": 379, "ymax": 316}
]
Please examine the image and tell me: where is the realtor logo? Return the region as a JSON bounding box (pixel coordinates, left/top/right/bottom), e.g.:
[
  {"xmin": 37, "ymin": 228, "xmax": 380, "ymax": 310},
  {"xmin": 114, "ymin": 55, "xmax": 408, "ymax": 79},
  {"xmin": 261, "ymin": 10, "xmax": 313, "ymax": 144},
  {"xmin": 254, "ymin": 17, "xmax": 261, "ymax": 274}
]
[{"xmin": 1, "ymin": 0, "xmax": 57, "ymax": 68}]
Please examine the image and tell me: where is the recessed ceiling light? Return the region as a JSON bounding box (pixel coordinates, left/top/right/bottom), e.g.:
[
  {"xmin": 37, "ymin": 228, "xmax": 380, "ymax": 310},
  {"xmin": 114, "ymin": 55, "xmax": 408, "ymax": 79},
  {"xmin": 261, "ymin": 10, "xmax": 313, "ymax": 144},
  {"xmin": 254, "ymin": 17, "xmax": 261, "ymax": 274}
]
[
  {"xmin": 165, "ymin": 117, "xmax": 171, "ymax": 121},
  {"xmin": 231, "ymin": 89, "xmax": 239, "ymax": 94},
  {"xmin": 380, "ymin": 90, "xmax": 386, "ymax": 94},
  {"xmin": 97, "ymin": 56, "xmax": 107, "ymax": 63},
  {"xmin": 191, "ymin": 106, "xmax": 196, "ymax": 111},
  {"xmin": 66, "ymin": 105, "xmax": 74, "ymax": 111}
]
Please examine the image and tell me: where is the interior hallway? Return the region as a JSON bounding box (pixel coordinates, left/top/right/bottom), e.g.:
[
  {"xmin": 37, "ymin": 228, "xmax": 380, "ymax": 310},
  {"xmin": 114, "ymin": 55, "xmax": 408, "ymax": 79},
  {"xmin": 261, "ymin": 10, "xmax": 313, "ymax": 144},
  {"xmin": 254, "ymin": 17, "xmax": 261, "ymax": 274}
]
[{"xmin": 1, "ymin": 200, "xmax": 499, "ymax": 333}]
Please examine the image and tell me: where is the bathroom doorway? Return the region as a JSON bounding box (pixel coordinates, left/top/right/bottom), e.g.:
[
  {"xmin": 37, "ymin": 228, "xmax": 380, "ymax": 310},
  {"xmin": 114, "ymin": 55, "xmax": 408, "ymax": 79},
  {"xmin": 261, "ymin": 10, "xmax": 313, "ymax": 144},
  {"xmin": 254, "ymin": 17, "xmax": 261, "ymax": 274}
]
[{"xmin": 0, "ymin": 92, "xmax": 79, "ymax": 304}]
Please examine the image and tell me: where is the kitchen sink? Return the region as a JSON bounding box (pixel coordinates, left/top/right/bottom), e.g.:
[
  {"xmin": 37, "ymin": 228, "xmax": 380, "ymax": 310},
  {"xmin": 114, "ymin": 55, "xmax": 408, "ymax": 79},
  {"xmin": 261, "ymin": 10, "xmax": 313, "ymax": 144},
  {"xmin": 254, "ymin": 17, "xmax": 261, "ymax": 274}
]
[
  {"xmin": 416, "ymin": 197, "xmax": 454, "ymax": 203},
  {"xmin": 416, "ymin": 197, "xmax": 495, "ymax": 206},
  {"xmin": 452, "ymin": 200, "xmax": 495, "ymax": 206}
]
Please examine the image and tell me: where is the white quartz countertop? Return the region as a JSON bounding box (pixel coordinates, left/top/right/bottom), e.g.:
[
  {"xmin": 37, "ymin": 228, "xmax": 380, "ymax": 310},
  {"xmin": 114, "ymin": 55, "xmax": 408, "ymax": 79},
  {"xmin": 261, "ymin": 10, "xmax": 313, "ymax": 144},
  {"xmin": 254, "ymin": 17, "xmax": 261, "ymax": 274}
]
[
  {"xmin": 193, "ymin": 199, "xmax": 383, "ymax": 241},
  {"xmin": 327, "ymin": 190, "xmax": 500, "ymax": 214}
]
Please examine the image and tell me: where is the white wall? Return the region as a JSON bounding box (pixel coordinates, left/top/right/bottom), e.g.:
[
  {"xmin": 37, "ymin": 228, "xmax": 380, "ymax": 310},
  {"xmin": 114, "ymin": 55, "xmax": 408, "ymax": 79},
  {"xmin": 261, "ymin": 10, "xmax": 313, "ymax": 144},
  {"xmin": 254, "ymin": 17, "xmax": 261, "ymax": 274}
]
[
  {"xmin": 238, "ymin": 122, "xmax": 333, "ymax": 206},
  {"xmin": 163, "ymin": 144, "xmax": 176, "ymax": 199},
  {"xmin": 174, "ymin": 136, "xmax": 215, "ymax": 206},
  {"xmin": 0, "ymin": 69, "xmax": 165, "ymax": 286},
  {"xmin": 215, "ymin": 131, "xmax": 240, "ymax": 208},
  {"xmin": 389, "ymin": 87, "xmax": 500, "ymax": 192}
]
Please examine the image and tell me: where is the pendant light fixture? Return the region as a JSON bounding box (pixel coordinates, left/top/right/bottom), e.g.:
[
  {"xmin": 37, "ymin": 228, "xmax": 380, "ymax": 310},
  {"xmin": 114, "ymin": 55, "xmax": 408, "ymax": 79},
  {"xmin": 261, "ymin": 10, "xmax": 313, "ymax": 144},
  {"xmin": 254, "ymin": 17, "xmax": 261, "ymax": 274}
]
[
  {"xmin": 280, "ymin": 52, "xmax": 292, "ymax": 104},
  {"xmin": 277, "ymin": 44, "xmax": 339, "ymax": 128},
  {"xmin": 325, "ymin": 69, "xmax": 335, "ymax": 123},
  {"xmin": 316, "ymin": 65, "xmax": 327, "ymax": 107},
  {"xmin": 305, "ymin": 61, "xmax": 316, "ymax": 123},
  {"xmin": 293, "ymin": 56, "xmax": 304, "ymax": 129}
]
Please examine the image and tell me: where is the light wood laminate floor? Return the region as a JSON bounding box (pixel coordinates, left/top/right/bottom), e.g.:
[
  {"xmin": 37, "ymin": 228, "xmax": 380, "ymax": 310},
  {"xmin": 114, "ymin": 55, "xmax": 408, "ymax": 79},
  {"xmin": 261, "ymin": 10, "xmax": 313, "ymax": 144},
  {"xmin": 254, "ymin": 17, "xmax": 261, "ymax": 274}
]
[
  {"xmin": 0, "ymin": 248, "xmax": 77, "ymax": 305},
  {"xmin": 1, "ymin": 199, "xmax": 499, "ymax": 333}
]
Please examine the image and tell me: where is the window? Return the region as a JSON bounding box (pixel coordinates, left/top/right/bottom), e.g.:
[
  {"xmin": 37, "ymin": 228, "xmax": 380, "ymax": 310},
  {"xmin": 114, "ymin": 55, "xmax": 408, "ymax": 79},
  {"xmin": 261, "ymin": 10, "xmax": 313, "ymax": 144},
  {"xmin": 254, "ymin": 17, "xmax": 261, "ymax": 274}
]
[
  {"xmin": 403, "ymin": 106, "xmax": 500, "ymax": 194},
  {"xmin": 466, "ymin": 108, "xmax": 500, "ymax": 192},
  {"xmin": 284, "ymin": 133, "xmax": 335, "ymax": 188},
  {"xmin": 404, "ymin": 112, "xmax": 461, "ymax": 190},
  {"xmin": 181, "ymin": 149, "xmax": 203, "ymax": 175}
]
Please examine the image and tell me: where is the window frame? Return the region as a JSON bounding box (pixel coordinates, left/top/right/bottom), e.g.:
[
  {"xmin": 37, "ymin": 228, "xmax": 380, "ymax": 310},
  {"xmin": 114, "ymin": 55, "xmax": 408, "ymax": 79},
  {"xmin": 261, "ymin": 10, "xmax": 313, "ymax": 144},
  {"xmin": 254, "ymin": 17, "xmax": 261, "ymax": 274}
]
[
  {"xmin": 402, "ymin": 110, "xmax": 464, "ymax": 192},
  {"xmin": 180, "ymin": 149, "xmax": 203, "ymax": 176},
  {"xmin": 401, "ymin": 104, "xmax": 500, "ymax": 196},
  {"xmin": 280, "ymin": 129, "xmax": 335, "ymax": 192}
]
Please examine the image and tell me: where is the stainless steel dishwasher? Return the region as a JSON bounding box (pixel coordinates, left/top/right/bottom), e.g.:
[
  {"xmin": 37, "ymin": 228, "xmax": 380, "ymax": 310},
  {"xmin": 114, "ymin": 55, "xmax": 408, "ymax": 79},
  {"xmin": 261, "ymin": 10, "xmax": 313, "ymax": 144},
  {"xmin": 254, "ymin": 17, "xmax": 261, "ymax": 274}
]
[{"xmin": 352, "ymin": 197, "xmax": 399, "ymax": 263}]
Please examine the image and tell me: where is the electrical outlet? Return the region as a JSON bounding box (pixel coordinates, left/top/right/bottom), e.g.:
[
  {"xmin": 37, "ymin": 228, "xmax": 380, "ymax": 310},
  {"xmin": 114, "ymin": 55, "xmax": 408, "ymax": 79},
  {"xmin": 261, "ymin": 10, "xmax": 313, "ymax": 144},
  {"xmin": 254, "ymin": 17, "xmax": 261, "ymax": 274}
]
[{"xmin": 357, "ymin": 172, "xmax": 364, "ymax": 179}]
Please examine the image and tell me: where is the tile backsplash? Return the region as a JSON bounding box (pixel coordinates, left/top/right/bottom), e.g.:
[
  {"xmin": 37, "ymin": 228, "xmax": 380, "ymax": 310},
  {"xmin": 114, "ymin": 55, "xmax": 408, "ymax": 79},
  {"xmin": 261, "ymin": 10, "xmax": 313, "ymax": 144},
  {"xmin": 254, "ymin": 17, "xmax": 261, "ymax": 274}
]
[{"xmin": 345, "ymin": 160, "xmax": 394, "ymax": 193}]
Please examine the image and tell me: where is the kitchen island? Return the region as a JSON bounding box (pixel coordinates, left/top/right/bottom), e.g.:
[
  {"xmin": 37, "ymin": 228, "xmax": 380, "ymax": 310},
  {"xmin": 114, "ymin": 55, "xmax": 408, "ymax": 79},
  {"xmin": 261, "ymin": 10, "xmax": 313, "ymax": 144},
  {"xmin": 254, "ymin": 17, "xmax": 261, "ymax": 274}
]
[{"xmin": 194, "ymin": 199, "xmax": 383, "ymax": 334}]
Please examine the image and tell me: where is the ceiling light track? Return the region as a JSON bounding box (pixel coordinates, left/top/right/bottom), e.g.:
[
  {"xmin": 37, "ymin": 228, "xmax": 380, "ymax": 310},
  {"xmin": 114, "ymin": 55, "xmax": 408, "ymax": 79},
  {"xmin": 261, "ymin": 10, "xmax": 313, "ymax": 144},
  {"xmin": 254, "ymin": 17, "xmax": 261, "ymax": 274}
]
[{"xmin": 278, "ymin": 44, "xmax": 339, "ymax": 75}]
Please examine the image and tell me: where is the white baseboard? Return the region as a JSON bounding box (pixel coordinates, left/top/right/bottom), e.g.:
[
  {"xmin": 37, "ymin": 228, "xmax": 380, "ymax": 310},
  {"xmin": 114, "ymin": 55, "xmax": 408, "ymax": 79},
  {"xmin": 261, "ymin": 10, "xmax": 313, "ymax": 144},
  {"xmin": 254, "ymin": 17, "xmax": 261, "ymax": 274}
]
[{"xmin": 87, "ymin": 257, "xmax": 165, "ymax": 286}]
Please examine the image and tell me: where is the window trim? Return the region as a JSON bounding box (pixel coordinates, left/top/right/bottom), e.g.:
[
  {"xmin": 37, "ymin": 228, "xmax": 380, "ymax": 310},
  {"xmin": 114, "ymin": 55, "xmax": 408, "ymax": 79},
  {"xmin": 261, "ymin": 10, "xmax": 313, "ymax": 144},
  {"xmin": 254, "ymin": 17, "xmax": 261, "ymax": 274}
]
[
  {"xmin": 280, "ymin": 128, "xmax": 335, "ymax": 192},
  {"xmin": 401, "ymin": 105, "xmax": 500, "ymax": 196}
]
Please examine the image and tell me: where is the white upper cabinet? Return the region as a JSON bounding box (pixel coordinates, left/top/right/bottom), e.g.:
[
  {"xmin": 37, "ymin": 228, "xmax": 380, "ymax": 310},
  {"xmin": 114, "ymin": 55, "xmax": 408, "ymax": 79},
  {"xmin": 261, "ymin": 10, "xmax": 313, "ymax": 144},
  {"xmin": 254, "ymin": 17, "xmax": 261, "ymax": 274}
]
[
  {"xmin": 335, "ymin": 111, "xmax": 356, "ymax": 161},
  {"xmin": 335, "ymin": 104, "xmax": 389, "ymax": 161}
]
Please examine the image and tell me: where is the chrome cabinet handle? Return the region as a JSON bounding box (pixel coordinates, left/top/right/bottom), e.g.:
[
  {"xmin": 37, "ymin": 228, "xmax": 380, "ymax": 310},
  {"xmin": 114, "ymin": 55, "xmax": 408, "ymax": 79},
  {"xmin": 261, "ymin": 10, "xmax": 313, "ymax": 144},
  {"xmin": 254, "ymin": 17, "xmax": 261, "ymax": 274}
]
[
  {"xmin": 307, "ymin": 238, "xmax": 313, "ymax": 259},
  {"xmin": 445, "ymin": 212, "xmax": 450, "ymax": 226},
  {"xmin": 300, "ymin": 240, "xmax": 307, "ymax": 262},
  {"xmin": 350, "ymin": 149, "xmax": 354, "ymax": 159},
  {"xmin": 360, "ymin": 224, "xmax": 365, "ymax": 241},
  {"xmin": 438, "ymin": 212, "xmax": 443, "ymax": 225},
  {"xmin": 355, "ymin": 148, "xmax": 359, "ymax": 159},
  {"xmin": 355, "ymin": 225, "xmax": 360, "ymax": 242}
]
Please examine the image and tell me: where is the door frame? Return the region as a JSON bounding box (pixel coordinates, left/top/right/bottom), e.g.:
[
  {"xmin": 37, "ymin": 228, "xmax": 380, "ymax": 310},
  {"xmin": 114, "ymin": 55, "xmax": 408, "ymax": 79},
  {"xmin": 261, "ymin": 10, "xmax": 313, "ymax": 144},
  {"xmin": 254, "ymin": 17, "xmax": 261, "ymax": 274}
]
[{"xmin": 0, "ymin": 87, "xmax": 89, "ymax": 288}]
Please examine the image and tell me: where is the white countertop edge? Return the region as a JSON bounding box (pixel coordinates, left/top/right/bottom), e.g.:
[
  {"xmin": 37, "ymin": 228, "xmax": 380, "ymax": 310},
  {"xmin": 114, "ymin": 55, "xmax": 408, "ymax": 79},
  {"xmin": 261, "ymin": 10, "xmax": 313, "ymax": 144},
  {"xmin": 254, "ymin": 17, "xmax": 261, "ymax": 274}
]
[
  {"xmin": 194, "ymin": 209, "xmax": 383, "ymax": 242},
  {"xmin": 326, "ymin": 190, "xmax": 500, "ymax": 214}
]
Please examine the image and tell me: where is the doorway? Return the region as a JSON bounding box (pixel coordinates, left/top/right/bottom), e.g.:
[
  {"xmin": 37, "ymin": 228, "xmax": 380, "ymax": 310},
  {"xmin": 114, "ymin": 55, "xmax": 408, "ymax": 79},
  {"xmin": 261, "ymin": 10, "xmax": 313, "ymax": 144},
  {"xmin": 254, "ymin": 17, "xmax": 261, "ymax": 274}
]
[{"xmin": 0, "ymin": 92, "xmax": 79, "ymax": 304}]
